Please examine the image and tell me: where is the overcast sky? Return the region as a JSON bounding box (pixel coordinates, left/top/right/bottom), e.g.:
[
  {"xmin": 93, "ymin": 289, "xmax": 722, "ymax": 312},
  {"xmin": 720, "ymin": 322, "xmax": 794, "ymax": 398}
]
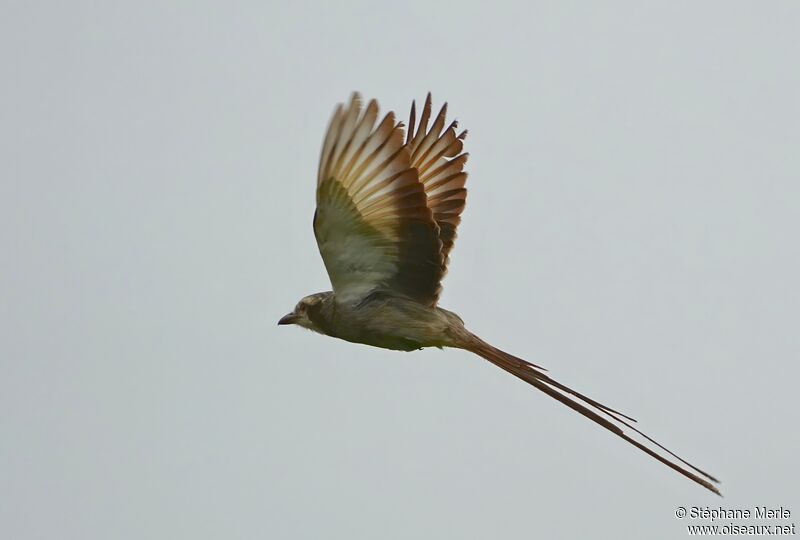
[{"xmin": 2, "ymin": 1, "xmax": 799, "ymax": 539}]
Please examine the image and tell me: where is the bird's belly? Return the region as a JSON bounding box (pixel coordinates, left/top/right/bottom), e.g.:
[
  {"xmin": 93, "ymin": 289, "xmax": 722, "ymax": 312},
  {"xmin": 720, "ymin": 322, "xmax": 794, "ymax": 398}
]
[
  {"xmin": 343, "ymin": 332, "xmax": 424, "ymax": 352},
  {"xmin": 329, "ymin": 294, "xmax": 459, "ymax": 352}
]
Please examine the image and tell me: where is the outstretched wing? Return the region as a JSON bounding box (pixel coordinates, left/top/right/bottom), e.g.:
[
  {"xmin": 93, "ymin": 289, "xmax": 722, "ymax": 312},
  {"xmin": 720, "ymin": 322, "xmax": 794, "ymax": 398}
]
[
  {"xmin": 406, "ymin": 94, "xmax": 469, "ymax": 273},
  {"xmin": 315, "ymin": 93, "xmax": 445, "ymax": 305}
]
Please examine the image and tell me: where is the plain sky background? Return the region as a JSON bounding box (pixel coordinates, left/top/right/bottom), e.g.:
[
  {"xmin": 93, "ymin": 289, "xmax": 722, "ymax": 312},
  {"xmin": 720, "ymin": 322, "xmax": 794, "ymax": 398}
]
[{"xmin": 2, "ymin": 1, "xmax": 799, "ymax": 538}]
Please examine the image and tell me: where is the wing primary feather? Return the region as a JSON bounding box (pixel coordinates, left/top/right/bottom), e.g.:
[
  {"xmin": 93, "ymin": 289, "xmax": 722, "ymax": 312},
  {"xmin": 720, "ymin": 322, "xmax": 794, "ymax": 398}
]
[
  {"xmin": 347, "ymin": 113, "xmax": 397, "ymax": 191},
  {"xmin": 423, "ymin": 154, "xmax": 469, "ymax": 189},
  {"xmin": 407, "ymin": 100, "xmax": 417, "ymax": 144},
  {"xmin": 338, "ymin": 100, "xmax": 379, "ymax": 183},
  {"xmin": 318, "ymin": 104, "xmax": 344, "ymax": 185},
  {"xmin": 419, "ymin": 135, "xmax": 465, "ymax": 175},
  {"xmin": 328, "ymin": 94, "xmax": 363, "ymax": 184},
  {"xmin": 353, "ymin": 168, "xmax": 416, "ymax": 211},
  {"xmin": 409, "ymin": 93, "xmax": 433, "ymax": 152},
  {"xmin": 350, "ymin": 146, "xmax": 409, "ymax": 205},
  {"xmin": 412, "ymin": 102, "xmax": 448, "ymax": 166}
]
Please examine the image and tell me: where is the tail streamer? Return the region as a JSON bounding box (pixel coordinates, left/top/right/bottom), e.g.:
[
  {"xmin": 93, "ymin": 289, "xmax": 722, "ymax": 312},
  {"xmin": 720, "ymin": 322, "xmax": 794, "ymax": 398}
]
[{"xmin": 463, "ymin": 334, "xmax": 720, "ymax": 495}]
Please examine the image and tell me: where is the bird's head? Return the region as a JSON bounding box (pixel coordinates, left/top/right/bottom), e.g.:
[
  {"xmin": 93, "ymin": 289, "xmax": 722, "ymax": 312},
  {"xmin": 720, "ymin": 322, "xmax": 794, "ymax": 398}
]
[{"xmin": 277, "ymin": 292, "xmax": 330, "ymax": 331}]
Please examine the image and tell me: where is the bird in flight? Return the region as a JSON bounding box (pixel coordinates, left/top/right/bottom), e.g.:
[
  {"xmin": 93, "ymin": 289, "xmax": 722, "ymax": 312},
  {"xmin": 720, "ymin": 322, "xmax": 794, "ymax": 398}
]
[{"xmin": 278, "ymin": 92, "xmax": 720, "ymax": 495}]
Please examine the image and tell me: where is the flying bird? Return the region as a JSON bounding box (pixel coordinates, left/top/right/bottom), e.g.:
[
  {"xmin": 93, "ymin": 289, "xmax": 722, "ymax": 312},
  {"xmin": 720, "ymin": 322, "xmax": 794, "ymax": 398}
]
[{"xmin": 279, "ymin": 93, "xmax": 720, "ymax": 495}]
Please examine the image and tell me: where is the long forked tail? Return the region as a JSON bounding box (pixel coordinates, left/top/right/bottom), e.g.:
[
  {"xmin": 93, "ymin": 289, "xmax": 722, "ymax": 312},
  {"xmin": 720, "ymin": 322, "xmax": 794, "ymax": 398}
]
[{"xmin": 463, "ymin": 334, "xmax": 721, "ymax": 495}]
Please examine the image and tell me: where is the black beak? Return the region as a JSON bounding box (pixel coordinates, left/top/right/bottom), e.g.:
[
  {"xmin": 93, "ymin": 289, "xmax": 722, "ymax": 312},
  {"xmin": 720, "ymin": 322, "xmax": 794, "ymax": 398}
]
[{"xmin": 277, "ymin": 313, "xmax": 298, "ymax": 326}]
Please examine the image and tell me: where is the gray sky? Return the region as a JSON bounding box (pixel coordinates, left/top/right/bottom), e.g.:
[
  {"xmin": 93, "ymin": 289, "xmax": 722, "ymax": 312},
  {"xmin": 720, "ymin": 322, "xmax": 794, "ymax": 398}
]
[{"xmin": 2, "ymin": 1, "xmax": 799, "ymax": 538}]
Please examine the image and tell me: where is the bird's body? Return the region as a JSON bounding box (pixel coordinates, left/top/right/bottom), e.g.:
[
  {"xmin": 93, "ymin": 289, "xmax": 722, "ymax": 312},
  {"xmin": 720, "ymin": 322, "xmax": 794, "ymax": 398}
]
[
  {"xmin": 288, "ymin": 291, "xmax": 465, "ymax": 351},
  {"xmin": 279, "ymin": 92, "xmax": 720, "ymax": 495}
]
